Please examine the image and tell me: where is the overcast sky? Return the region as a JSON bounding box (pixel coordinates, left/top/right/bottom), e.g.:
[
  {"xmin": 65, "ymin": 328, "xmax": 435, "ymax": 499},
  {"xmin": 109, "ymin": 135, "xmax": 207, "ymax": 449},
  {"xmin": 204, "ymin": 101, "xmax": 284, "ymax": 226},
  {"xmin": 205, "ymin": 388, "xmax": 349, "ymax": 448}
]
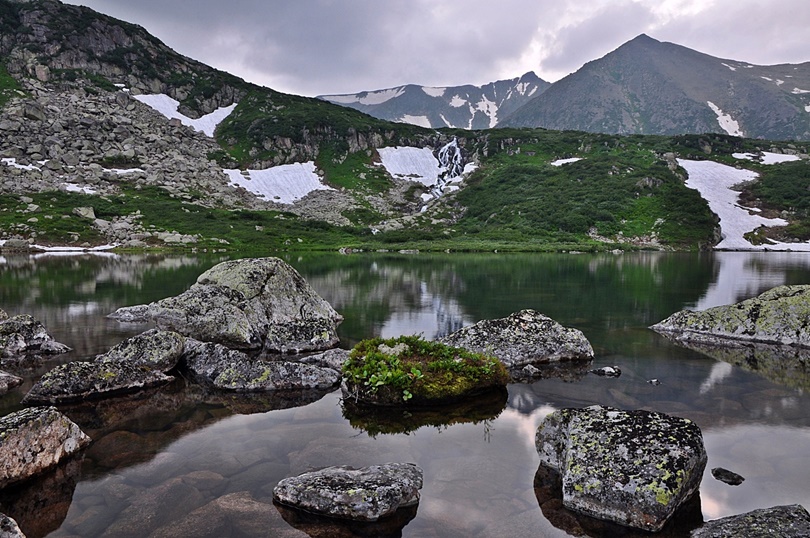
[{"xmin": 64, "ymin": 0, "xmax": 810, "ymax": 97}]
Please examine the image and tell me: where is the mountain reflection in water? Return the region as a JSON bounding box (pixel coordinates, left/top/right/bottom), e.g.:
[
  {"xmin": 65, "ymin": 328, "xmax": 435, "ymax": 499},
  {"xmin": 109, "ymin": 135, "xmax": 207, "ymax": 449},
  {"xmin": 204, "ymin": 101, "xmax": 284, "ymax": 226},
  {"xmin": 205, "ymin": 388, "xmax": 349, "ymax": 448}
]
[{"xmin": 1, "ymin": 251, "xmax": 810, "ymax": 537}]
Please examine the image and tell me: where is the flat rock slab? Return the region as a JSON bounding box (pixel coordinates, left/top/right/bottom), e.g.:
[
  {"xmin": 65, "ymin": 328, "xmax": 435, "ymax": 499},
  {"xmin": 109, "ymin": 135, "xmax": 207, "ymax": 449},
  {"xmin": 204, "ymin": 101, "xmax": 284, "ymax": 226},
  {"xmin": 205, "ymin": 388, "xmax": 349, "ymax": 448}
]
[
  {"xmin": 0, "ymin": 406, "xmax": 91, "ymax": 488},
  {"xmin": 441, "ymin": 309, "xmax": 593, "ymax": 368},
  {"xmin": 691, "ymin": 504, "xmax": 810, "ymax": 537},
  {"xmin": 23, "ymin": 330, "xmax": 184, "ymax": 404},
  {"xmin": 652, "ymin": 285, "xmax": 810, "ymax": 347},
  {"xmin": 535, "ymin": 405, "xmax": 706, "ymax": 532},
  {"xmin": 182, "ymin": 340, "xmax": 340, "ymax": 391},
  {"xmin": 273, "ymin": 463, "xmax": 423, "ymax": 521}
]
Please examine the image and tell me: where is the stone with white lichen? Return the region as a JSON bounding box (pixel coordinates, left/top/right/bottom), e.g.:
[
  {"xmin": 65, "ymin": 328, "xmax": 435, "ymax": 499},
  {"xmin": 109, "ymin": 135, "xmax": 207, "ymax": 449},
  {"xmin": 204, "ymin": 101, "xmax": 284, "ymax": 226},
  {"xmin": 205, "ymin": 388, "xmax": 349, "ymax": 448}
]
[
  {"xmin": 273, "ymin": 463, "xmax": 423, "ymax": 521},
  {"xmin": 535, "ymin": 405, "xmax": 707, "ymax": 532},
  {"xmin": 691, "ymin": 504, "xmax": 810, "ymax": 537},
  {"xmin": 651, "ymin": 285, "xmax": 810, "ymax": 347}
]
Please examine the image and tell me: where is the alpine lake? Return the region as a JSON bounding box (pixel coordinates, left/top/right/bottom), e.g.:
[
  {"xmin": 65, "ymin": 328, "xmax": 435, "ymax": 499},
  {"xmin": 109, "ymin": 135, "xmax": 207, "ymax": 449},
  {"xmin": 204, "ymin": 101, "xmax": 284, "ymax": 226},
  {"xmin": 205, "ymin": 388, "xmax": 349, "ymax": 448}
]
[{"xmin": 1, "ymin": 250, "xmax": 810, "ymax": 537}]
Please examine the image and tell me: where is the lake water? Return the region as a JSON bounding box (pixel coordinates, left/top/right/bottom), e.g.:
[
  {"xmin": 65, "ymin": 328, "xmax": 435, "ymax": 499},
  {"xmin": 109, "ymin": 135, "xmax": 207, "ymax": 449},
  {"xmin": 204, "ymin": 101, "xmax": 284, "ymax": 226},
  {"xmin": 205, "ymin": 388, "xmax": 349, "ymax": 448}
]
[{"xmin": 1, "ymin": 251, "xmax": 810, "ymax": 537}]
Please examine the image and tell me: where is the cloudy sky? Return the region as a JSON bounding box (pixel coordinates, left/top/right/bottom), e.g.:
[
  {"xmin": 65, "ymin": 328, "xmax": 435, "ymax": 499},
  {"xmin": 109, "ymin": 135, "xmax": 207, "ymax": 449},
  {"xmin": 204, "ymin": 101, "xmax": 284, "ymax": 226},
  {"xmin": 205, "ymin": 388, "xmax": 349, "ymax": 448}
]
[{"xmin": 65, "ymin": 0, "xmax": 810, "ymax": 97}]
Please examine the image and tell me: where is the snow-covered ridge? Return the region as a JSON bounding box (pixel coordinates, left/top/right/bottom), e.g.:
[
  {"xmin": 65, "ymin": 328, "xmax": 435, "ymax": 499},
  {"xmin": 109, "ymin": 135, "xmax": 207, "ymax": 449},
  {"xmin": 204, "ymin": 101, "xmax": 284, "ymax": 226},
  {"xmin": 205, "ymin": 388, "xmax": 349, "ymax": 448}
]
[
  {"xmin": 679, "ymin": 158, "xmax": 810, "ymax": 251},
  {"xmin": 324, "ymin": 88, "xmax": 406, "ymax": 106},
  {"xmin": 132, "ymin": 94, "xmax": 236, "ymax": 137},
  {"xmin": 225, "ymin": 162, "xmax": 333, "ymax": 204}
]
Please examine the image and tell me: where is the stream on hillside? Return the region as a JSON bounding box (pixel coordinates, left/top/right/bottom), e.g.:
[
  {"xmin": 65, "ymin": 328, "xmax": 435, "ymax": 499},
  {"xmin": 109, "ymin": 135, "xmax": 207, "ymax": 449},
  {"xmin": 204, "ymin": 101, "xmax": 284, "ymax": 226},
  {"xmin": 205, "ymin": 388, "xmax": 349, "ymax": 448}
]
[{"xmin": 1, "ymin": 251, "xmax": 809, "ymax": 537}]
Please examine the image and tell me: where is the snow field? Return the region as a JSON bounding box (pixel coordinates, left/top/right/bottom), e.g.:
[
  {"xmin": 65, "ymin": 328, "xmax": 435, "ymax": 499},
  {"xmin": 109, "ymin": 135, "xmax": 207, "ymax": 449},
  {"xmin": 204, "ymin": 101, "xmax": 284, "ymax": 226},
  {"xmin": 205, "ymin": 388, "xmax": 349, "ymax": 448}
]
[
  {"xmin": 679, "ymin": 159, "xmax": 810, "ymax": 251},
  {"xmin": 377, "ymin": 147, "xmax": 443, "ymax": 186},
  {"xmin": 224, "ymin": 162, "xmax": 333, "ymax": 204},
  {"xmin": 132, "ymin": 94, "xmax": 236, "ymax": 137}
]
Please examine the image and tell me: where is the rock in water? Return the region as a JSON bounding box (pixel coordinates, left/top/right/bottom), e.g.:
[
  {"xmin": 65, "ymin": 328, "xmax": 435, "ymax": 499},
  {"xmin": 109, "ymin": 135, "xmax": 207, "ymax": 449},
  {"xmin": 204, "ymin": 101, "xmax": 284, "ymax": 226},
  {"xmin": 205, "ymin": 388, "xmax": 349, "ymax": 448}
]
[
  {"xmin": 0, "ymin": 314, "xmax": 71, "ymax": 358},
  {"xmin": 691, "ymin": 504, "xmax": 810, "ymax": 537},
  {"xmin": 182, "ymin": 339, "xmax": 340, "ymax": 391},
  {"xmin": 0, "ymin": 513, "xmax": 24, "ymax": 538},
  {"xmin": 710, "ymin": 467, "xmax": 745, "ymax": 486},
  {"xmin": 273, "ymin": 463, "xmax": 423, "ymax": 521},
  {"xmin": 441, "ymin": 309, "xmax": 593, "ymax": 368},
  {"xmin": 145, "ymin": 257, "xmax": 342, "ymax": 353},
  {"xmin": 0, "ymin": 407, "xmax": 91, "ymax": 488},
  {"xmin": 652, "ymin": 285, "xmax": 810, "ymax": 347},
  {"xmin": 23, "ymin": 330, "xmax": 184, "ymax": 404},
  {"xmin": 0, "ymin": 371, "xmax": 23, "ymax": 394},
  {"xmin": 535, "ymin": 405, "xmax": 706, "ymax": 532}
]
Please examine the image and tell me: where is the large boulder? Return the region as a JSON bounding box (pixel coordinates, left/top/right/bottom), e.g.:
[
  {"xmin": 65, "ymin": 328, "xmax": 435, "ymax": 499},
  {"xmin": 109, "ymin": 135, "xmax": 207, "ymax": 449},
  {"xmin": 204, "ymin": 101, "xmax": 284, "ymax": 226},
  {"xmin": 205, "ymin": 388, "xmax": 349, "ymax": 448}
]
[
  {"xmin": 441, "ymin": 309, "xmax": 593, "ymax": 369},
  {"xmin": 535, "ymin": 405, "xmax": 707, "ymax": 532},
  {"xmin": 182, "ymin": 339, "xmax": 340, "ymax": 392},
  {"xmin": 117, "ymin": 258, "xmax": 342, "ymax": 353},
  {"xmin": 0, "ymin": 407, "xmax": 91, "ymax": 488},
  {"xmin": 23, "ymin": 330, "xmax": 184, "ymax": 404},
  {"xmin": 691, "ymin": 504, "xmax": 810, "ymax": 537},
  {"xmin": 652, "ymin": 285, "xmax": 810, "ymax": 347},
  {"xmin": 273, "ymin": 463, "xmax": 423, "ymax": 521},
  {"xmin": 0, "ymin": 314, "xmax": 71, "ymax": 358}
]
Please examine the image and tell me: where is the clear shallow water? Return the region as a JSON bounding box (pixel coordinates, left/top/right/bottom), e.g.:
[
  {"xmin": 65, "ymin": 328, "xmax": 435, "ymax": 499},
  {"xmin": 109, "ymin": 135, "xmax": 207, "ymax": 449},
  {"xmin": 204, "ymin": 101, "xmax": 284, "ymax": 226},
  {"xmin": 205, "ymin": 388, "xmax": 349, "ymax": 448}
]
[{"xmin": 1, "ymin": 251, "xmax": 810, "ymax": 537}]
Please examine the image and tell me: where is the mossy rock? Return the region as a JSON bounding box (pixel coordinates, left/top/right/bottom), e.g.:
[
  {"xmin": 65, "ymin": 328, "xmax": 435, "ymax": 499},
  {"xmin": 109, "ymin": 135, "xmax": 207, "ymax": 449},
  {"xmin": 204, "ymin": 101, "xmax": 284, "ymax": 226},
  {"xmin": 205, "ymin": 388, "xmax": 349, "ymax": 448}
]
[{"xmin": 341, "ymin": 335, "xmax": 509, "ymax": 406}]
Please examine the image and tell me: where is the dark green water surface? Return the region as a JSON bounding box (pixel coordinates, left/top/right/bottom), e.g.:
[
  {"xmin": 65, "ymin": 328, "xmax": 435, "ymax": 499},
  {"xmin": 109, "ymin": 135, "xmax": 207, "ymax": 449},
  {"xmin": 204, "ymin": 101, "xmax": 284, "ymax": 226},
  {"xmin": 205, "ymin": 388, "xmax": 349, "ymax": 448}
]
[{"xmin": 1, "ymin": 251, "xmax": 810, "ymax": 537}]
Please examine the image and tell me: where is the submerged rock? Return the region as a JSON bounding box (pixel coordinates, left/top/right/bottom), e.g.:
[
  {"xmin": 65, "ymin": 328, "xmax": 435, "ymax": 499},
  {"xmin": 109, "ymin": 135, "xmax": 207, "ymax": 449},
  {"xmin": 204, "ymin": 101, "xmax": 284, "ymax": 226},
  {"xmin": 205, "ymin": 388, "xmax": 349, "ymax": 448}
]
[
  {"xmin": 441, "ymin": 309, "xmax": 593, "ymax": 369},
  {"xmin": 23, "ymin": 330, "xmax": 184, "ymax": 404},
  {"xmin": 0, "ymin": 407, "xmax": 90, "ymax": 488},
  {"xmin": 535, "ymin": 405, "xmax": 706, "ymax": 532},
  {"xmin": 182, "ymin": 339, "xmax": 340, "ymax": 392},
  {"xmin": 0, "ymin": 371, "xmax": 23, "ymax": 394},
  {"xmin": 273, "ymin": 463, "xmax": 423, "ymax": 521},
  {"xmin": 652, "ymin": 285, "xmax": 810, "ymax": 347},
  {"xmin": 691, "ymin": 504, "xmax": 810, "ymax": 537},
  {"xmin": 0, "ymin": 314, "xmax": 71, "ymax": 358},
  {"xmin": 119, "ymin": 258, "xmax": 342, "ymax": 353}
]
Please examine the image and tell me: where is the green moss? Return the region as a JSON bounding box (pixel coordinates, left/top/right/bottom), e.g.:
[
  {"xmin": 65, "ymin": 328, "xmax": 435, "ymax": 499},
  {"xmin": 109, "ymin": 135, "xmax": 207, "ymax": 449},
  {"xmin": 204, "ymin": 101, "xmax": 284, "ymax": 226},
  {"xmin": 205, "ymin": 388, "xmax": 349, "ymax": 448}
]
[{"xmin": 342, "ymin": 335, "xmax": 509, "ymax": 405}]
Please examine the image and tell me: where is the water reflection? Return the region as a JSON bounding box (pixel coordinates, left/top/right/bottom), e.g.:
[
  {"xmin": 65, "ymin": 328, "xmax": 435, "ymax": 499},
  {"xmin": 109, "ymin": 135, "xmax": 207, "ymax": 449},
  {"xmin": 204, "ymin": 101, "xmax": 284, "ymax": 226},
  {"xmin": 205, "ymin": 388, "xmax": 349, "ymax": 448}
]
[{"xmin": 1, "ymin": 251, "xmax": 810, "ymax": 536}]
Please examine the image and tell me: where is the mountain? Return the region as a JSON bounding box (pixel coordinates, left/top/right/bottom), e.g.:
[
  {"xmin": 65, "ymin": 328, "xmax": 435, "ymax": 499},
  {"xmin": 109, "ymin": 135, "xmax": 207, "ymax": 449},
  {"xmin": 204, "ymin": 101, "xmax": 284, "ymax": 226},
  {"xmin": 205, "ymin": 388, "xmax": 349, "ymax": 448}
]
[
  {"xmin": 500, "ymin": 34, "xmax": 810, "ymax": 141},
  {"xmin": 319, "ymin": 72, "xmax": 550, "ymax": 130}
]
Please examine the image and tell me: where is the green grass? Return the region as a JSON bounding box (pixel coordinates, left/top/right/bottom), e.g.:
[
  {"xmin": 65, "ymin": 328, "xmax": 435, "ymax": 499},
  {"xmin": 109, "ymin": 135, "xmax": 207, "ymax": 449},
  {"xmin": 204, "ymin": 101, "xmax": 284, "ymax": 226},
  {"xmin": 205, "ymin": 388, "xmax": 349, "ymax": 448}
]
[{"xmin": 0, "ymin": 61, "xmax": 23, "ymax": 108}]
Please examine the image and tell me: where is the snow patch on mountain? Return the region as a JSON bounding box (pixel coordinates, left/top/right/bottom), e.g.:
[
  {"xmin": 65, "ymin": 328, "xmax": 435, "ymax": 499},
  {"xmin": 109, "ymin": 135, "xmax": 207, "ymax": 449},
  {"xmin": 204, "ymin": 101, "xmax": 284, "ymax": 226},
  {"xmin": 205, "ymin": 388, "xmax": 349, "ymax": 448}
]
[
  {"xmin": 133, "ymin": 94, "xmax": 236, "ymax": 137},
  {"xmin": 422, "ymin": 87, "xmax": 446, "ymax": 98},
  {"xmin": 721, "ymin": 63, "xmax": 737, "ymax": 71},
  {"xmin": 324, "ymin": 88, "xmax": 406, "ymax": 106},
  {"xmin": 550, "ymin": 158, "xmax": 583, "ymax": 167},
  {"xmin": 449, "ymin": 95, "xmax": 466, "ymax": 108},
  {"xmin": 399, "ymin": 115, "xmax": 432, "ymax": 128},
  {"xmin": 476, "ymin": 96, "xmax": 498, "ymax": 128},
  {"xmin": 377, "ymin": 147, "xmax": 443, "ymax": 186},
  {"xmin": 224, "ymin": 162, "xmax": 333, "ymax": 204},
  {"xmin": 792, "ymin": 88, "xmax": 810, "ymax": 95},
  {"xmin": 733, "ymin": 152, "xmax": 801, "ymax": 165},
  {"xmin": 707, "ymin": 101, "xmax": 744, "ymax": 137},
  {"xmin": 679, "ymin": 159, "xmax": 810, "ymax": 251}
]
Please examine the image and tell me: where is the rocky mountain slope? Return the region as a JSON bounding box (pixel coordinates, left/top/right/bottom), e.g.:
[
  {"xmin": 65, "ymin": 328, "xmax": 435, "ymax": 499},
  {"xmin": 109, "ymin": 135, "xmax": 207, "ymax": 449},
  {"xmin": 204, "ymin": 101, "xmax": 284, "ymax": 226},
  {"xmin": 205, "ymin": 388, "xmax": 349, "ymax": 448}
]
[
  {"xmin": 319, "ymin": 72, "xmax": 549, "ymax": 130},
  {"xmin": 500, "ymin": 34, "xmax": 810, "ymax": 141}
]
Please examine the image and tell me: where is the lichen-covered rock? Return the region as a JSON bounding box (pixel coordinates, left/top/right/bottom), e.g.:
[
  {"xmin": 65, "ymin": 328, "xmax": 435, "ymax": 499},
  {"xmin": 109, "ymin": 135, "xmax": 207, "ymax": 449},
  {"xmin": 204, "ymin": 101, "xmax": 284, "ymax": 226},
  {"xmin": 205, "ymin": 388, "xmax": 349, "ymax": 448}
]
[
  {"xmin": 0, "ymin": 407, "xmax": 90, "ymax": 488},
  {"xmin": 22, "ymin": 330, "xmax": 184, "ymax": 404},
  {"xmin": 691, "ymin": 504, "xmax": 810, "ymax": 537},
  {"xmin": 652, "ymin": 285, "xmax": 810, "ymax": 347},
  {"xmin": 0, "ymin": 513, "xmax": 25, "ymax": 538},
  {"xmin": 0, "ymin": 314, "xmax": 71, "ymax": 358},
  {"xmin": 535, "ymin": 405, "xmax": 707, "ymax": 532},
  {"xmin": 124, "ymin": 258, "xmax": 342, "ymax": 353},
  {"xmin": 273, "ymin": 463, "xmax": 423, "ymax": 521},
  {"xmin": 22, "ymin": 359, "xmax": 175, "ymax": 404},
  {"xmin": 182, "ymin": 339, "xmax": 340, "ymax": 392},
  {"xmin": 298, "ymin": 348, "xmax": 351, "ymax": 371},
  {"xmin": 106, "ymin": 304, "xmax": 151, "ymax": 323},
  {"xmin": 0, "ymin": 371, "xmax": 23, "ymax": 394},
  {"xmin": 441, "ymin": 309, "xmax": 593, "ymax": 369}
]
